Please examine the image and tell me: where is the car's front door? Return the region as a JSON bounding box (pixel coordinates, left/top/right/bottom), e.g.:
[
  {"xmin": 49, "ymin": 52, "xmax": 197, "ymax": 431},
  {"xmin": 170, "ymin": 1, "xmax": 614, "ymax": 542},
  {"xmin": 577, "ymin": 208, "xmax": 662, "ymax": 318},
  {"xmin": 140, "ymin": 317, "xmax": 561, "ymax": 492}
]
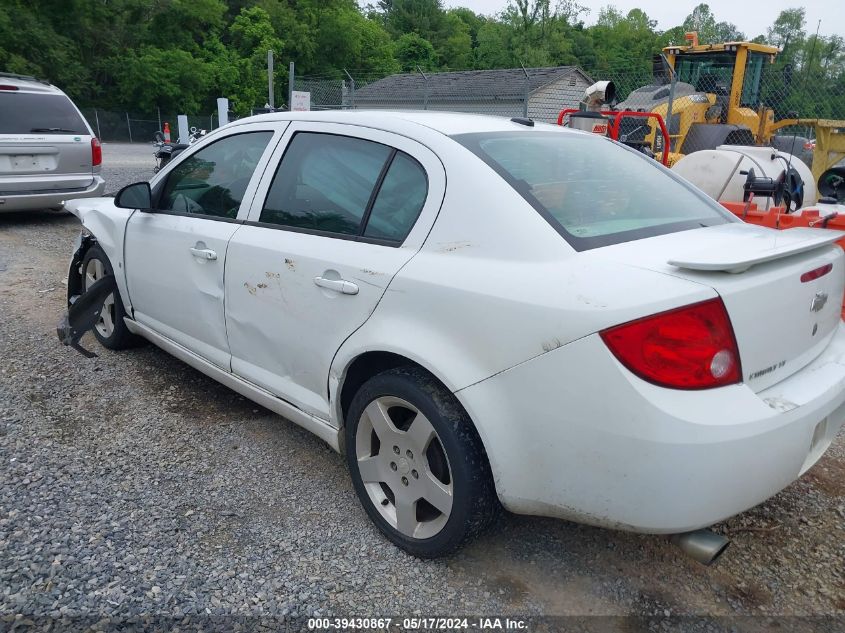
[
  {"xmin": 224, "ymin": 122, "xmax": 446, "ymax": 421},
  {"xmin": 124, "ymin": 124, "xmax": 282, "ymax": 369}
]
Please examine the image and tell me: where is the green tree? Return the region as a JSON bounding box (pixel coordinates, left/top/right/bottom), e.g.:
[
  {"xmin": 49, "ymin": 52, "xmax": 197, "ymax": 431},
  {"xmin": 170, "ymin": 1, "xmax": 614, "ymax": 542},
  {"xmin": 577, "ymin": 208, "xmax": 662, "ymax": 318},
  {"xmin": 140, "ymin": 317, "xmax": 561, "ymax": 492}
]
[
  {"xmin": 226, "ymin": 6, "xmax": 285, "ymax": 112},
  {"xmin": 436, "ymin": 12, "xmax": 473, "ymax": 69},
  {"xmin": 383, "ymin": 0, "xmax": 445, "ymax": 42},
  {"xmin": 767, "ymin": 8, "xmax": 806, "ymax": 51},
  {"xmin": 394, "ymin": 32, "xmax": 437, "ymax": 71},
  {"xmin": 110, "ymin": 47, "xmax": 212, "ymax": 112}
]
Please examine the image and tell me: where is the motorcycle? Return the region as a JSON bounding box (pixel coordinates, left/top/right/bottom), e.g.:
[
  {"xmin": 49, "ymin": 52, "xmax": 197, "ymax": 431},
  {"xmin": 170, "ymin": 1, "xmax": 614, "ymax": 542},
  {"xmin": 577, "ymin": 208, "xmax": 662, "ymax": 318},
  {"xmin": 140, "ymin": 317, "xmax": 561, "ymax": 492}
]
[{"xmin": 152, "ymin": 126, "xmax": 208, "ymax": 173}]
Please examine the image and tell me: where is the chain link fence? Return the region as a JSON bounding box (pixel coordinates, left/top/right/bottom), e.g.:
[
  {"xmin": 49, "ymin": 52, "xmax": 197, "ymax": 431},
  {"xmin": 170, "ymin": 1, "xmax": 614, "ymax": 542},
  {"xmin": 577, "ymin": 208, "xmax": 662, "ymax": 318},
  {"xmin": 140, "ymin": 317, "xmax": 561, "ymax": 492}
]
[
  {"xmin": 292, "ymin": 64, "xmax": 843, "ymax": 163},
  {"xmin": 78, "ymin": 108, "xmax": 223, "ymax": 143},
  {"xmin": 82, "ymin": 61, "xmax": 844, "ymax": 163}
]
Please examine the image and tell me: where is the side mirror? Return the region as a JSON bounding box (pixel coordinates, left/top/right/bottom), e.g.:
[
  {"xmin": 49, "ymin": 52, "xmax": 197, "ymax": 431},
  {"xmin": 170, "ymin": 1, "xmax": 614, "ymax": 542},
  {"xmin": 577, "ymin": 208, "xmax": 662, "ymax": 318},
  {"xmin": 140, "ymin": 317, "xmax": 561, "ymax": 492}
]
[{"xmin": 114, "ymin": 182, "xmax": 152, "ymax": 210}]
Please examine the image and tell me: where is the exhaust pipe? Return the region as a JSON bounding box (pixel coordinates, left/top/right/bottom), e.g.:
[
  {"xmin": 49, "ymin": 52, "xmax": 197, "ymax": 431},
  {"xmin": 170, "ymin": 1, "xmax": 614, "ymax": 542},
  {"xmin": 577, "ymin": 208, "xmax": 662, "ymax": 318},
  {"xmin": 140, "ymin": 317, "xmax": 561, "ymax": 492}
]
[{"xmin": 671, "ymin": 529, "xmax": 730, "ymax": 565}]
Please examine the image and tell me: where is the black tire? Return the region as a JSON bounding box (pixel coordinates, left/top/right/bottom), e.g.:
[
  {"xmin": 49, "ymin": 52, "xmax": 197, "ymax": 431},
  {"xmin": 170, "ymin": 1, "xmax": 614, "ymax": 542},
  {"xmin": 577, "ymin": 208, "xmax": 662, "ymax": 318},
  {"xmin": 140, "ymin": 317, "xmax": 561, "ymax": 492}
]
[
  {"xmin": 79, "ymin": 245, "xmax": 141, "ymax": 350},
  {"xmin": 345, "ymin": 366, "xmax": 500, "ymax": 557}
]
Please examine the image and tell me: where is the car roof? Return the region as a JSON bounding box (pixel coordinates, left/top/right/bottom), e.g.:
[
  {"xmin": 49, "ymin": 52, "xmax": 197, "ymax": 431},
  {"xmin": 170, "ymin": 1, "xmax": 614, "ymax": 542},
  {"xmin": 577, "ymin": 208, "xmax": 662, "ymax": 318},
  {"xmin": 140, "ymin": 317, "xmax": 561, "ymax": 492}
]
[
  {"xmin": 0, "ymin": 72, "xmax": 62, "ymax": 95},
  {"xmin": 233, "ymin": 110, "xmax": 571, "ymax": 137}
]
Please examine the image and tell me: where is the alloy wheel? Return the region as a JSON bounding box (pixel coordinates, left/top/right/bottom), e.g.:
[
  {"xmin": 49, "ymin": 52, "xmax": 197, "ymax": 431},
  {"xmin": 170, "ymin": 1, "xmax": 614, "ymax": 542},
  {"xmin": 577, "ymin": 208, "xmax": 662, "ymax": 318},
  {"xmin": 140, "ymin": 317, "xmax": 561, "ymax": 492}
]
[
  {"xmin": 354, "ymin": 396, "xmax": 454, "ymax": 540},
  {"xmin": 84, "ymin": 258, "xmax": 116, "ymax": 339}
]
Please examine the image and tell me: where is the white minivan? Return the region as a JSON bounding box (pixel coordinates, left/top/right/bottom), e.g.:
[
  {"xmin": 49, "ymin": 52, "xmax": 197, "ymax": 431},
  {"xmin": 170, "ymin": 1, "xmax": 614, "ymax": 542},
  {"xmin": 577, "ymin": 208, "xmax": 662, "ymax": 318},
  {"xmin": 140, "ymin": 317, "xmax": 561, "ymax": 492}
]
[{"xmin": 0, "ymin": 72, "xmax": 104, "ymax": 212}]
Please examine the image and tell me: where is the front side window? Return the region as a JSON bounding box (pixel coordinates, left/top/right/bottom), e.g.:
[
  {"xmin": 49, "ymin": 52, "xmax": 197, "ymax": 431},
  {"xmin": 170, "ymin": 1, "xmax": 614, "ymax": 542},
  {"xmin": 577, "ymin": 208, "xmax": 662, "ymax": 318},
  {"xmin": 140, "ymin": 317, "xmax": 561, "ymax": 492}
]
[
  {"xmin": 260, "ymin": 133, "xmax": 392, "ymax": 235},
  {"xmin": 454, "ymin": 131, "xmax": 734, "ymax": 251},
  {"xmin": 158, "ymin": 131, "xmax": 273, "ymax": 219}
]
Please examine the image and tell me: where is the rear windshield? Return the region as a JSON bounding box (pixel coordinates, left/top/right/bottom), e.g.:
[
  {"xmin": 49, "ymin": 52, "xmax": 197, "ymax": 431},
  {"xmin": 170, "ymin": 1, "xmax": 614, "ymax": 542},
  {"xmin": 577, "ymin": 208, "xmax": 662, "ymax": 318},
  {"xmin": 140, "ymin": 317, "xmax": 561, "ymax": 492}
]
[
  {"xmin": 454, "ymin": 131, "xmax": 734, "ymax": 251},
  {"xmin": 0, "ymin": 92, "xmax": 88, "ymax": 135}
]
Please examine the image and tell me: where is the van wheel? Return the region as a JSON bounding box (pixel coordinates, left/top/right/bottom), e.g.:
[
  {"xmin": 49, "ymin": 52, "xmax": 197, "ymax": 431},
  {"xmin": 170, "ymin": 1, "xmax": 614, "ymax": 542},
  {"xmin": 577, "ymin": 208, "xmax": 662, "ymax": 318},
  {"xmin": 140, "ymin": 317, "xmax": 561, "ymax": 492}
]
[
  {"xmin": 79, "ymin": 245, "xmax": 139, "ymax": 350},
  {"xmin": 345, "ymin": 366, "xmax": 499, "ymax": 557}
]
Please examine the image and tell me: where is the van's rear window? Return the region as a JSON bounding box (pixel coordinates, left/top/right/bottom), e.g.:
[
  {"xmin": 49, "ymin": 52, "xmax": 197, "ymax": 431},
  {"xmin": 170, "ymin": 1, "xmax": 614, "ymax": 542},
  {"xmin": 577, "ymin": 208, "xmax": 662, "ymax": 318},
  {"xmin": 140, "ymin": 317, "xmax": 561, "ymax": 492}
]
[
  {"xmin": 453, "ymin": 131, "xmax": 734, "ymax": 251},
  {"xmin": 0, "ymin": 93, "xmax": 88, "ymax": 135}
]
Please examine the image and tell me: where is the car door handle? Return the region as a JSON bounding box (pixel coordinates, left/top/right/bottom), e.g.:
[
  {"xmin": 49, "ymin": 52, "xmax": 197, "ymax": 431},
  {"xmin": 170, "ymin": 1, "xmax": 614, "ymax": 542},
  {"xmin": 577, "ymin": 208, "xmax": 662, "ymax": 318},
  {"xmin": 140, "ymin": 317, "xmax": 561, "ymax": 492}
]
[
  {"xmin": 189, "ymin": 247, "xmax": 217, "ymax": 261},
  {"xmin": 314, "ymin": 276, "xmax": 359, "ymax": 295}
]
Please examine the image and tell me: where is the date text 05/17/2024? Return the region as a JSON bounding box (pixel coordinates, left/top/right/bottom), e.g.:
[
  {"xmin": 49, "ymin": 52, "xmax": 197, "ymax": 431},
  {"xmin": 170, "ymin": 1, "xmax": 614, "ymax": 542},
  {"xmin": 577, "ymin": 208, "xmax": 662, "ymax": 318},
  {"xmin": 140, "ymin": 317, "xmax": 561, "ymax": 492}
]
[{"xmin": 307, "ymin": 617, "xmax": 528, "ymax": 630}]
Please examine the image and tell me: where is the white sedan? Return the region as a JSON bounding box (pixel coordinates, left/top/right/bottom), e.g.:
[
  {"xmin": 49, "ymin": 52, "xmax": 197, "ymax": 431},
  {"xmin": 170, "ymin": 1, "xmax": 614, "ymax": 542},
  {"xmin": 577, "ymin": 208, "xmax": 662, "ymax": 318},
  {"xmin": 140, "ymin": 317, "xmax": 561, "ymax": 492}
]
[{"xmin": 62, "ymin": 111, "xmax": 845, "ymax": 562}]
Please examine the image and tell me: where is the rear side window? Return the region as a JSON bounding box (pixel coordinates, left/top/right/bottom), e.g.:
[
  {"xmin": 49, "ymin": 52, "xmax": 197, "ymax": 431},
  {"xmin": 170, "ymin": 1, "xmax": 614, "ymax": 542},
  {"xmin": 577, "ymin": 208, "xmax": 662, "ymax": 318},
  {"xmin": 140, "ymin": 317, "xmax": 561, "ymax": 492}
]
[
  {"xmin": 158, "ymin": 131, "xmax": 273, "ymax": 219},
  {"xmin": 454, "ymin": 131, "xmax": 734, "ymax": 251},
  {"xmin": 0, "ymin": 93, "xmax": 88, "ymax": 134},
  {"xmin": 260, "ymin": 133, "xmax": 392, "ymax": 235},
  {"xmin": 364, "ymin": 152, "xmax": 428, "ymax": 241}
]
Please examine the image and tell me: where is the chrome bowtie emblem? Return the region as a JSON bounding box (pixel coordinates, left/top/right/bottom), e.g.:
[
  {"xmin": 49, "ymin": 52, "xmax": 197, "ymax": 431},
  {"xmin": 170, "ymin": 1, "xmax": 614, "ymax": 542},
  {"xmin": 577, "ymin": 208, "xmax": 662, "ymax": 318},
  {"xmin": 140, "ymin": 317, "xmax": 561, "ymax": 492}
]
[{"xmin": 810, "ymin": 292, "xmax": 829, "ymax": 313}]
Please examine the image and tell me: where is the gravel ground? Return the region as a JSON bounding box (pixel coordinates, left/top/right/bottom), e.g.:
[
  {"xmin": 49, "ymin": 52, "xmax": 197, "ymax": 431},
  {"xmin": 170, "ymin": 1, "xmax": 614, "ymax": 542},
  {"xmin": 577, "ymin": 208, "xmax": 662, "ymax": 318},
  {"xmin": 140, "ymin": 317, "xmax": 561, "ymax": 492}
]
[{"xmin": 0, "ymin": 143, "xmax": 843, "ymax": 631}]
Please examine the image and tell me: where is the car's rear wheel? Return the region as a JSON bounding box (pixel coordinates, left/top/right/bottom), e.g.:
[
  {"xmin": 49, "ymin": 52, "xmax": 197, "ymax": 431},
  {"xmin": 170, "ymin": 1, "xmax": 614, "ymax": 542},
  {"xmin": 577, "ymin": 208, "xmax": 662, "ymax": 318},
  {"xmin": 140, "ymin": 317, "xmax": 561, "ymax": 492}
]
[
  {"xmin": 345, "ymin": 366, "xmax": 499, "ymax": 557},
  {"xmin": 80, "ymin": 245, "xmax": 139, "ymax": 350}
]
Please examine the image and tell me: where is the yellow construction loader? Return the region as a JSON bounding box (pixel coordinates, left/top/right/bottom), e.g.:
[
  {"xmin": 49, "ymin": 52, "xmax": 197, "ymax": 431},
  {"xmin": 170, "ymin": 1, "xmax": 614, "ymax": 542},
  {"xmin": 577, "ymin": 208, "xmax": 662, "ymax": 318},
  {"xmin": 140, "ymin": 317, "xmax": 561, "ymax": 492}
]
[{"xmin": 616, "ymin": 32, "xmax": 844, "ymax": 187}]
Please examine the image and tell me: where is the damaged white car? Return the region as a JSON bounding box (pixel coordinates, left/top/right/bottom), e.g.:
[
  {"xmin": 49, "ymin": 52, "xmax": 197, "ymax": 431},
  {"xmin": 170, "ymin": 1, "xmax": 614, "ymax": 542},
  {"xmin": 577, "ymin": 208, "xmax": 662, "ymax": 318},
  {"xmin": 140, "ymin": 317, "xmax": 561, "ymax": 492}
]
[{"xmin": 60, "ymin": 111, "xmax": 845, "ymax": 562}]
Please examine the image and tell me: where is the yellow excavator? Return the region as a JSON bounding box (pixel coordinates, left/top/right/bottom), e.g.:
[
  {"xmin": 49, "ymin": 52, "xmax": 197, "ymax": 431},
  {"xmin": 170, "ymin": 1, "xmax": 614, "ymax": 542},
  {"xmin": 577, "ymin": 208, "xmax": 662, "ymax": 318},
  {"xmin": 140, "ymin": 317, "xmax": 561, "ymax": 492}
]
[{"xmin": 616, "ymin": 32, "xmax": 845, "ymax": 188}]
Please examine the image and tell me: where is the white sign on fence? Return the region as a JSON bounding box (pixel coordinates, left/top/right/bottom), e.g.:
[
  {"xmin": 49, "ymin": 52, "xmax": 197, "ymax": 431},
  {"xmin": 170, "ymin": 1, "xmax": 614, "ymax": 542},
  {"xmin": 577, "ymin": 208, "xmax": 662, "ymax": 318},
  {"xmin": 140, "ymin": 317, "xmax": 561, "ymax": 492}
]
[{"xmin": 291, "ymin": 91, "xmax": 311, "ymax": 111}]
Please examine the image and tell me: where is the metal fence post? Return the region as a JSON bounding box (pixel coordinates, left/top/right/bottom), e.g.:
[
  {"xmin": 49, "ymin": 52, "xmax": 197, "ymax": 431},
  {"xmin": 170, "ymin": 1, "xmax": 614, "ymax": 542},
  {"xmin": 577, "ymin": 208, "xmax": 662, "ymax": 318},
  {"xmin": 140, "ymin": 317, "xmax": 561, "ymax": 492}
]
[
  {"xmin": 288, "ymin": 61, "xmax": 295, "ymax": 111},
  {"xmin": 125, "ymin": 112, "xmax": 133, "ymax": 143},
  {"xmin": 268, "ymin": 50, "xmax": 275, "ymax": 108},
  {"xmin": 93, "ymin": 108, "xmax": 102, "ymax": 140},
  {"xmin": 344, "ymin": 69, "xmax": 355, "ymax": 109},
  {"xmin": 417, "ymin": 66, "xmax": 429, "ymax": 110},
  {"xmin": 157, "ymin": 106, "xmax": 162, "ymax": 133},
  {"xmin": 521, "ymin": 64, "xmax": 530, "ymax": 118}
]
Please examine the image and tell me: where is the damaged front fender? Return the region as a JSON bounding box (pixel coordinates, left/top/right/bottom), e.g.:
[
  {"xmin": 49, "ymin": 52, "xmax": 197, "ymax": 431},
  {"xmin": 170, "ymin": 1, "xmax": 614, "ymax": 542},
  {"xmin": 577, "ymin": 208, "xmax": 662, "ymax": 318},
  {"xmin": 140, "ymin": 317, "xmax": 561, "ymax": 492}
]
[
  {"xmin": 66, "ymin": 231, "xmax": 95, "ymax": 305},
  {"xmin": 57, "ymin": 273, "xmax": 116, "ymax": 358},
  {"xmin": 64, "ymin": 197, "xmax": 135, "ymax": 315}
]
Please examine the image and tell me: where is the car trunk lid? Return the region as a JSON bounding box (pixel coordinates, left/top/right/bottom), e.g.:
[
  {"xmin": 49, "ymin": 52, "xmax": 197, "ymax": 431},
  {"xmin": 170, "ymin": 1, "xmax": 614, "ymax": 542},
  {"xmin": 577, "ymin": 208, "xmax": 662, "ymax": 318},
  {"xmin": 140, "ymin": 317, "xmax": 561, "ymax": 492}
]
[{"xmin": 600, "ymin": 223, "xmax": 845, "ymax": 392}]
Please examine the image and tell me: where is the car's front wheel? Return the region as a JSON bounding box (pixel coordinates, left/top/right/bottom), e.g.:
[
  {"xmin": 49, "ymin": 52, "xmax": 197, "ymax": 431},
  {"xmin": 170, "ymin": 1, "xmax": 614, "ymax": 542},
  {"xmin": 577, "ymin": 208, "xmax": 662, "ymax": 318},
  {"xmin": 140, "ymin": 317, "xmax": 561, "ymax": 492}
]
[
  {"xmin": 79, "ymin": 245, "xmax": 140, "ymax": 350},
  {"xmin": 345, "ymin": 366, "xmax": 499, "ymax": 557}
]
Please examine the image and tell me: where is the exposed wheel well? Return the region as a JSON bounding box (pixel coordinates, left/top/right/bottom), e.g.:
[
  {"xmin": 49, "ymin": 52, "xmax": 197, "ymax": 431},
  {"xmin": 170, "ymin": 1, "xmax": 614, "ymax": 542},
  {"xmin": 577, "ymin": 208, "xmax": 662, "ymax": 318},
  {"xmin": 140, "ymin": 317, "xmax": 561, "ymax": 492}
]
[
  {"xmin": 339, "ymin": 352, "xmax": 423, "ymax": 424},
  {"xmin": 67, "ymin": 234, "xmax": 99, "ymax": 303}
]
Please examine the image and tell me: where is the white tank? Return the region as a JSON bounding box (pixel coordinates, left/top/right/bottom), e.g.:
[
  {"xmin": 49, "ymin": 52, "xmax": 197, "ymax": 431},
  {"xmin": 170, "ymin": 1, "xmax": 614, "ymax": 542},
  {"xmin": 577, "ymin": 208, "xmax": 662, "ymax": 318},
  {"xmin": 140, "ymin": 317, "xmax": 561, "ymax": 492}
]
[{"xmin": 671, "ymin": 146, "xmax": 817, "ymax": 209}]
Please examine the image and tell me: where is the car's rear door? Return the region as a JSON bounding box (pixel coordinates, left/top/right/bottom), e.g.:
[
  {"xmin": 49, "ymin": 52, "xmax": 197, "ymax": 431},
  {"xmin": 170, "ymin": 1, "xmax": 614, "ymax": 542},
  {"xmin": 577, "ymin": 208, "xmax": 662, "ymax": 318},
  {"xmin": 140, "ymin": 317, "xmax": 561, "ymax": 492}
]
[
  {"xmin": 0, "ymin": 89, "xmax": 94, "ymax": 196},
  {"xmin": 123, "ymin": 122, "xmax": 285, "ymax": 369},
  {"xmin": 224, "ymin": 122, "xmax": 445, "ymax": 420}
]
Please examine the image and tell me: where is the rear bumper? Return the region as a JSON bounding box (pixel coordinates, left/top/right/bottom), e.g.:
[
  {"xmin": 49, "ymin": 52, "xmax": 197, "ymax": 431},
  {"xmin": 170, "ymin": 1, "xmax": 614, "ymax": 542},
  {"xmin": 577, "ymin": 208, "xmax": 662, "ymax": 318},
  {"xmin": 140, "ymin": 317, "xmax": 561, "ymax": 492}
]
[
  {"xmin": 0, "ymin": 176, "xmax": 105, "ymax": 212},
  {"xmin": 457, "ymin": 321, "xmax": 845, "ymax": 533}
]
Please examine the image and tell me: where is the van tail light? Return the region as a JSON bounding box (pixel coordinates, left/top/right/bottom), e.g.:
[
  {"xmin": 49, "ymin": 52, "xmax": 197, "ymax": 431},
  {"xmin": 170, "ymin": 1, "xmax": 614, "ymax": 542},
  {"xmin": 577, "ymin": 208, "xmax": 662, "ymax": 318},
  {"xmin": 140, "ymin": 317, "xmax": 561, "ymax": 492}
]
[
  {"xmin": 91, "ymin": 137, "xmax": 102, "ymax": 167},
  {"xmin": 600, "ymin": 298, "xmax": 742, "ymax": 390}
]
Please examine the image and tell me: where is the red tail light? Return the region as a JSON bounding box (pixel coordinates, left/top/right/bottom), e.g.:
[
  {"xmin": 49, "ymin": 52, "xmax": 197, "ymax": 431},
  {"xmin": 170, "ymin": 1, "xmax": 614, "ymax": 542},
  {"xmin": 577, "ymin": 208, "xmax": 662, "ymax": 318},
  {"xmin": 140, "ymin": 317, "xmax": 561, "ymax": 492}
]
[
  {"xmin": 91, "ymin": 137, "xmax": 102, "ymax": 167},
  {"xmin": 600, "ymin": 298, "xmax": 742, "ymax": 390},
  {"xmin": 800, "ymin": 263, "xmax": 833, "ymax": 283},
  {"xmin": 0, "ymin": 85, "xmax": 19, "ymax": 91}
]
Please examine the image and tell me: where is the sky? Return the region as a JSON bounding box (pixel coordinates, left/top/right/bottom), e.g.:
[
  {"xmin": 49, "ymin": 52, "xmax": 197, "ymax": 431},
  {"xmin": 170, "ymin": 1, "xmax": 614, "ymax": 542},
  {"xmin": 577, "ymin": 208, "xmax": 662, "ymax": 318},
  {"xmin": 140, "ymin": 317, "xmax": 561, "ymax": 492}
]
[{"xmin": 440, "ymin": 0, "xmax": 840, "ymax": 39}]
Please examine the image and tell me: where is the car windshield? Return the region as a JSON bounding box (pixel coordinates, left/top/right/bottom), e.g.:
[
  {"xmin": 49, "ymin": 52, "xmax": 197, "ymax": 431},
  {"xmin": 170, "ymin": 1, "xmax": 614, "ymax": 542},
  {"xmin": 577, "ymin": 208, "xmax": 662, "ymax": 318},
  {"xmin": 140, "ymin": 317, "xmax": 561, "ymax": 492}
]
[
  {"xmin": 0, "ymin": 92, "xmax": 88, "ymax": 135},
  {"xmin": 454, "ymin": 131, "xmax": 734, "ymax": 251}
]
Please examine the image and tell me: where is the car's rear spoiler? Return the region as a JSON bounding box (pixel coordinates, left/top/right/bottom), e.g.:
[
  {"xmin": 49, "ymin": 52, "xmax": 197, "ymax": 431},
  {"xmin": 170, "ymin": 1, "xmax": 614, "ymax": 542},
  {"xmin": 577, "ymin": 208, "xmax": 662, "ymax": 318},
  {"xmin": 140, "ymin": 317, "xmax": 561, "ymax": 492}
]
[{"xmin": 668, "ymin": 227, "xmax": 845, "ymax": 273}]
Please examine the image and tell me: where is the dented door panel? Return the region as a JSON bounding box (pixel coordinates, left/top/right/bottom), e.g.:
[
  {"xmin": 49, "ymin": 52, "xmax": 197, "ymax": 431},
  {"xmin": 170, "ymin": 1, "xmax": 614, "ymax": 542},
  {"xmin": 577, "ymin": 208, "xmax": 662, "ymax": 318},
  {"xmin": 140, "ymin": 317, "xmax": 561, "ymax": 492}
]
[
  {"xmin": 225, "ymin": 229, "xmax": 415, "ymax": 419},
  {"xmin": 225, "ymin": 122, "xmax": 447, "ymax": 422}
]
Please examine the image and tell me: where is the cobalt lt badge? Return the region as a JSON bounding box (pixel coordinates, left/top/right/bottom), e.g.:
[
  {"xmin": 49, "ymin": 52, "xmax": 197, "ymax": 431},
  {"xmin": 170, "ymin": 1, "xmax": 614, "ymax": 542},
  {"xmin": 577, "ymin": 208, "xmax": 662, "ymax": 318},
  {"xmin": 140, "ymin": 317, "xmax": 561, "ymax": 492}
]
[{"xmin": 810, "ymin": 291, "xmax": 828, "ymax": 313}]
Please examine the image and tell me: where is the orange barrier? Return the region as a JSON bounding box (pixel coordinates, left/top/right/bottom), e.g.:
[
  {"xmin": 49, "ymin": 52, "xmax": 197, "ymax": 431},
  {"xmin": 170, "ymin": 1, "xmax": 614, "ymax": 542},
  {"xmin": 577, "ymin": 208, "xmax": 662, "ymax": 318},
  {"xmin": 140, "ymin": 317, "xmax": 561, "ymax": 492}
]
[
  {"xmin": 722, "ymin": 201, "xmax": 845, "ymax": 319},
  {"xmin": 557, "ymin": 109, "xmax": 671, "ymax": 166}
]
